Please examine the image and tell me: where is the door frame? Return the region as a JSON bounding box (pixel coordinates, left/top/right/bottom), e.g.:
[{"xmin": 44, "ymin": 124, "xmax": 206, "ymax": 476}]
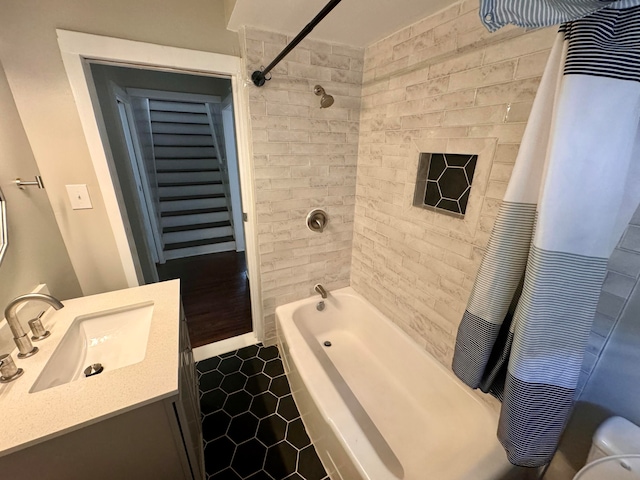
[
  {"xmin": 112, "ymin": 83, "xmax": 164, "ymax": 268},
  {"xmin": 220, "ymin": 95, "xmax": 246, "ymax": 253},
  {"xmin": 56, "ymin": 29, "xmax": 263, "ymax": 341}
]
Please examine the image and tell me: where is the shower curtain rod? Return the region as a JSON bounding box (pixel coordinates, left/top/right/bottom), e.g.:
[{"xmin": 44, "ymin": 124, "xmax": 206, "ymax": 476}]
[{"xmin": 251, "ymin": 0, "xmax": 343, "ymax": 87}]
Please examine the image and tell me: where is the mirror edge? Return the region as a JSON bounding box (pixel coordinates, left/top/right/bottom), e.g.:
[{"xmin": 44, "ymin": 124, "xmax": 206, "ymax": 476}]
[{"xmin": 0, "ymin": 186, "xmax": 7, "ymax": 265}]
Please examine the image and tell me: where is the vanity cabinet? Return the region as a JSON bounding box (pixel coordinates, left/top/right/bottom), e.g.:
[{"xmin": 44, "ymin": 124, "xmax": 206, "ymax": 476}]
[
  {"xmin": 173, "ymin": 305, "xmax": 206, "ymax": 478},
  {"xmin": 0, "ymin": 305, "xmax": 204, "ymax": 480}
]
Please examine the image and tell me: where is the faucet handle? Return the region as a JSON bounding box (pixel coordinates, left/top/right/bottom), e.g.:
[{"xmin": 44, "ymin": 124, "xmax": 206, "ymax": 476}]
[
  {"xmin": 0, "ymin": 353, "xmax": 24, "ymax": 383},
  {"xmin": 29, "ymin": 311, "xmax": 50, "ymax": 341},
  {"xmin": 306, "ymin": 209, "xmax": 328, "ymax": 233}
]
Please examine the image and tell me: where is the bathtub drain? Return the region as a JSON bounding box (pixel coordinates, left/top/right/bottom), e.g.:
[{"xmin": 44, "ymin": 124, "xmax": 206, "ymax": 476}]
[{"xmin": 323, "ymin": 341, "xmax": 332, "ymax": 347}]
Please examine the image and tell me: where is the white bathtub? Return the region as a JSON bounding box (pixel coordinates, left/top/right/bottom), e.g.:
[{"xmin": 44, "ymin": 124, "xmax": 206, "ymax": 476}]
[{"xmin": 276, "ymin": 287, "xmax": 525, "ymax": 480}]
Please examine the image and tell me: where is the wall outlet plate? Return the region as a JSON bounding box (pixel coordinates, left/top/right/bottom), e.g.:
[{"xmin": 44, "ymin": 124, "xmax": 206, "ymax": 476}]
[{"xmin": 65, "ymin": 184, "xmax": 93, "ymax": 210}]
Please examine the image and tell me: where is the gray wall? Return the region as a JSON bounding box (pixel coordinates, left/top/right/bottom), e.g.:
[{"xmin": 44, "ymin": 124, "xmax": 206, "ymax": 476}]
[
  {"xmin": 547, "ymin": 204, "xmax": 640, "ymax": 478},
  {"xmin": 0, "ymin": 61, "xmax": 82, "ymax": 309},
  {"xmin": 0, "ymin": 0, "xmax": 240, "ymax": 294}
]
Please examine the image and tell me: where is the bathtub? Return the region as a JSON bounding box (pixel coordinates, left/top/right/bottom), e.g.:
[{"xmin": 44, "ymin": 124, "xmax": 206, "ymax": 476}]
[{"xmin": 276, "ymin": 287, "xmax": 524, "ymax": 480}]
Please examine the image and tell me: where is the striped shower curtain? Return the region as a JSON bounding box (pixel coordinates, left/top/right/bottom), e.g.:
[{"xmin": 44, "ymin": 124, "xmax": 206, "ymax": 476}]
[{"xmin": 452, "ymin": 6, "xmax": 640, "ymax": 467}]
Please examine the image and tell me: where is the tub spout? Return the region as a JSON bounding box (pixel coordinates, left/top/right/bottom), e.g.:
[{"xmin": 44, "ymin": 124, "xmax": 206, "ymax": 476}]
[{"xmin": 314, "ymin": 284, "xmax": 328, "ymax": 299}]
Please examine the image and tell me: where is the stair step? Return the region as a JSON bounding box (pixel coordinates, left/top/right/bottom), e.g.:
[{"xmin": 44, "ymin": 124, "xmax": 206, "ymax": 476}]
[
  {"xmin": 164, "ymin": 236, "xmax": 235, "ymax": 251},
  {"xmin": 155, "ymin": 146, "xmax": 217, "ymax": 159},
  {"xmin": 160, "ymin": 197, "xmax": 227, "ymax": 211},
  {"xmin": 162, "ymin": 224, "xmax": 233, "ymax": 244},
  {"xmin": 160, "ymin": 193, "xmax": 224, "ymax": 202},
  {"xmin": 161, "ymin": 210, "xmax": 230, "ymax": 228},
  {"xmin": 157, "ymin": 171, "xmax": 222, "ymax": 184},
  {"xmin": 149, "ymin": 100, "xmax": 207, "ymax": 114},
  {"xmin": 150, "ymin": 111, "xmax": 209, "ymax": 124},
  {"xmin": 163, "ymin": 241, "xmax": 237, "ymax": 259},
  {"xmin": 152, "ymin": 122, "xmax": 211, "ymax": 135},
  {"xmin": 155, "ymin": 159, "xmax": 219, "ymax": 171},
  {"xmin": 157, "ymin": 180, "xmax": 222, "ymax": 187},
  {"xmin": 161, "ymin": 207, "xmax": 227, "ymax": 217},
  {"xmin": 163, "ymin": 221, "xmax": 231, "ymax": 234},
  {"xmin": 159, "ymin": 184, "xmax": 224, "ymax": 198},
  {"xmin": 153, "ymin": 134, "xmax": 214, "ymax": 147},
  {"xmin": 156, "ymin": 168, "xmax": 220, "ymax": 173}
]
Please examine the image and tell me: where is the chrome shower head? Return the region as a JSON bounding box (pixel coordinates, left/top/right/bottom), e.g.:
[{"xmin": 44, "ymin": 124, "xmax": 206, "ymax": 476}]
[{"xmin": 314, "ymin": 85, "xmax": 334, "ymax": 108}]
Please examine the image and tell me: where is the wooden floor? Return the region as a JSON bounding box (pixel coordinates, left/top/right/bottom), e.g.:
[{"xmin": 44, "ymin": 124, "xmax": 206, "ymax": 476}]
[{"xmin": 156, "ymin": 251, "xmax": 252, "ymax": 348}]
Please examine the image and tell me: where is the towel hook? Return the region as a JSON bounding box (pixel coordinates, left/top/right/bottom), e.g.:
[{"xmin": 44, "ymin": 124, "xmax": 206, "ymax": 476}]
[{"xmin": 15, "ymin": 176, "xmax": 45, "ymax": 190}]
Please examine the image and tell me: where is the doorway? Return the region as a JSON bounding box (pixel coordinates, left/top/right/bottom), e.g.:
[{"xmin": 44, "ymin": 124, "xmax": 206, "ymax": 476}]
[
  {"xmin": 57, "ymin": 30, "xmax": 263, "ymax": 351},
  {"xmin": 88, "ymin": 62, "xmax": 253, "ymax": 348}
]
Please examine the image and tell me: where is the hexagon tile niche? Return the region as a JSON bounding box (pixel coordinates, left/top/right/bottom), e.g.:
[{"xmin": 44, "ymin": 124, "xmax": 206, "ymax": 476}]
[{"xmin": 413, "ymin": 152, "xmax": 478, "ymax": 217}]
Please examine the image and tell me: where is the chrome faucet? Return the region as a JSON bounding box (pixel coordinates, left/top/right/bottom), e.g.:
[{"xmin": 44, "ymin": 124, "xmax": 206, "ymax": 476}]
[
  {"xmin": 4, "ymin": 293, "xmax": 64, "ymax": 358},
  {"xmin": 314, "ymin": 284, "xmax": 328, "ymax": 299}
]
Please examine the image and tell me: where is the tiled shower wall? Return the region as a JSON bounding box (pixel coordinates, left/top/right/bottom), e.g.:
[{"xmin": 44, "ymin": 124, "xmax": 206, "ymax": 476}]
[
  {"xmin": 351, "ymin": 0, "xmax": 556, "ymax": 368},
  {"xmin": 578, "ymin": 204, "xmax": 640, "ymax": 394},
  {"xmin": 241, "ymin": 27, "xmax": 364, "ymax": 344}
]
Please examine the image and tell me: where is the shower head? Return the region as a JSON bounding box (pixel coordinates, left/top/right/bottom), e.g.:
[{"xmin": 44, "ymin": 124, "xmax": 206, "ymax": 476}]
[{"xmin": 314, "ymin": 85, "xmax": 334, "ymax": 108}]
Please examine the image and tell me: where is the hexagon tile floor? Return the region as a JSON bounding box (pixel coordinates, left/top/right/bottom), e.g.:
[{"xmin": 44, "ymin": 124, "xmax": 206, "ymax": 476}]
[{"xmin": 196, "ymin": 344, "xmax": 329, "ymax": 480}]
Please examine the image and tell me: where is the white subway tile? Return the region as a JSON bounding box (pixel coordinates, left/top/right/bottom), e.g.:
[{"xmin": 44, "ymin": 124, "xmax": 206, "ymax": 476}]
[
  {"xmin": 515, "ymin": 50, "xmax": 552, "ymax": 79},
  {"xmin": 447, "ymin": 60, "xmax": 516, "ymax": 92},
  {"xmin": 483, "ymin": 27, "xmax": 556, "ymax": 64},
  {"xmin": 475, "ymin": 77, "xmax": 541, "ymax": 106}
]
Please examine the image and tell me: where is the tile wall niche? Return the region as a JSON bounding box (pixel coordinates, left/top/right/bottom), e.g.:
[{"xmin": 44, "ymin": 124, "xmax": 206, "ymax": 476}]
[
  {"xmin": 350, "ymin": 0, "xmax": 556, "ymax": 374},
  {"xmin": 240, "ymin": 27, "xmax": 364, "ymax": 344}
]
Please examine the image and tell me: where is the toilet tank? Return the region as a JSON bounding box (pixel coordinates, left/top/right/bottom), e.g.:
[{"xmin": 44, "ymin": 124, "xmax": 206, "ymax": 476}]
[{"xmin": 588, "ymin": 417, "xmax": 640, "ymax": 463}]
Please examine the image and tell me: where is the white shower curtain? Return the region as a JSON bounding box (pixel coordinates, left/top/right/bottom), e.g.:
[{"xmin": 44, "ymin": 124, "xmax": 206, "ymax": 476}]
[{"xmin": 452, "ymin": 5, "xmax": 640, "ymax": 467}]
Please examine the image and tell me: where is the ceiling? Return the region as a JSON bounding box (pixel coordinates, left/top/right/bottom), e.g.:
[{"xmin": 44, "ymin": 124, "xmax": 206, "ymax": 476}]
[{"xmin": 226, "ymin": 0, "xmax": 460, "ymax": 48}]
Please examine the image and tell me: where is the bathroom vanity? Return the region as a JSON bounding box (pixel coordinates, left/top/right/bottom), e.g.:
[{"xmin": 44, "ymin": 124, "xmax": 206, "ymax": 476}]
[{"xmin": 0, "ymin": 280, "xmax": 204, "ymax": 480}]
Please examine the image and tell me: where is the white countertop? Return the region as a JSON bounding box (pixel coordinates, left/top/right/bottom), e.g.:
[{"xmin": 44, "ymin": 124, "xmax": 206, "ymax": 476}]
[{"xmin": 0, "ymin": 280, "xmax": 181, "ymax": 457}]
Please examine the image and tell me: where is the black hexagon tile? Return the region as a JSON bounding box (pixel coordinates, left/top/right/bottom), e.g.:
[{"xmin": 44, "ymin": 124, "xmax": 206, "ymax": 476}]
[
  {"xmin": 264, "ymin": 441, "xmax": 298, "ymax": 479},
  {"xmin": 200, "ymin": 370, "xmax": 224, "ymax": 393},
  {"xmin": 218, "ymin": 356, "xmax": 243, "ymax": 375},
  {"xmin": 201, "ymin": 389, "xmax": 227, "ymax": 416},
  {"xmin": 250, "ymin": 392, "xmax": 278, "ymax": 419},
  {"xmin": 197, "ymin": 344, "xmax": 328, "ymax": 480},
  {"xmin": 232, "ymin": 439, "xmax": 267, "ymax": 477},
  {"xmin": 244, "ymin": 373, "xmax": 271, "ymax": 396},
  {"xmin": 236, "ymin": 344, "xmax": 260, "ymax": 360},
  {"xmin": 204, "ymin": 436, "xmax": 235, "ymax": 475},
  {"xmin": 228, "ymin": 412, "xmax": 259, "ymax": 444},
  {"xmin": 202, "ymin": 410, "xmax": 231, "ymax": 440},
  {"xmin": 224, "ymin": 390, "xmax": 253, "ymax": 417},
  {"xmin": 413, "ymin": 152, "xmax": 478, "ymax": 217},
  {"xmin": 257, "ymin": 414, "xmax": 287, "ymax": 446},
  {"xmin": 286, "ymin": 418, "xmax": 311, "ymax": 450}
]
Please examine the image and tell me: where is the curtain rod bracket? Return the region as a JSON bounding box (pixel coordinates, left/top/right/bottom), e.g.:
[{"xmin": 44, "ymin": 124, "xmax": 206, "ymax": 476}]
[
  {"xmin": 251, "ymin": 0, "xmax": 342, "ymax": 87},
  {"xmin": 251, "ymin": 69, "xmax": 271, "ymax": 87}
]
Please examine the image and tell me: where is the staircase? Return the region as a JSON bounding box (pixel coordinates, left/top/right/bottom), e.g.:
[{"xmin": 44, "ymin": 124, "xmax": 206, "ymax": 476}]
[{"xmin": 150, "ymin": 99, "xmax": 236, "ymax": 260}]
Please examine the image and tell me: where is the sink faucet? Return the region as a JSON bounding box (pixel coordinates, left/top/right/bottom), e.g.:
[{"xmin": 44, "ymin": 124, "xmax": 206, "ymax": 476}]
[
  {"xmin": 4, "ymin": 293, "xmax": 64, "ymax": 358},
  {"xmin": 314, "ymin": 284, "xmax": 328, "ymax": 299}
]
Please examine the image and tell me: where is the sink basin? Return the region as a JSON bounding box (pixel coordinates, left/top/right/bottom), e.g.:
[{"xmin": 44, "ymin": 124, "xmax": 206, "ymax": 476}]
[{"xmin": 30, "ymin": 301, "xmax": 154, "ymax": 393}]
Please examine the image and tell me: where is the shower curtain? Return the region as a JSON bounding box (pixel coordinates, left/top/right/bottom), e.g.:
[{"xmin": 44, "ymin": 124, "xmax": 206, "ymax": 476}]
[{"xmin": 452, "ymin": 5, "xmax": 640, "ymax": 467}]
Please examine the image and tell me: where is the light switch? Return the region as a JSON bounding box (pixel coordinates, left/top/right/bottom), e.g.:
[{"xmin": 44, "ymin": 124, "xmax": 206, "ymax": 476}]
[{"xmin": 66, "ymin": 184, "xmax": 93, "ymax": 210}]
